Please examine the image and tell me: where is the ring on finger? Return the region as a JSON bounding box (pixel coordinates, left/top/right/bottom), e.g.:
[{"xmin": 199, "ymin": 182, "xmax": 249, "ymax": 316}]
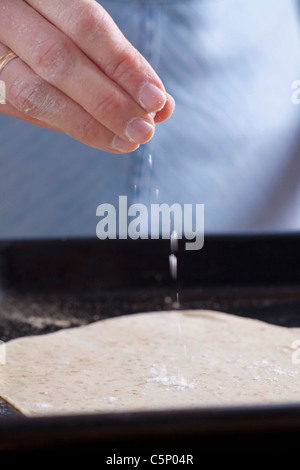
[{"xmin": 0, "ymin": 51, "xmax": 18, "ymax": 75}]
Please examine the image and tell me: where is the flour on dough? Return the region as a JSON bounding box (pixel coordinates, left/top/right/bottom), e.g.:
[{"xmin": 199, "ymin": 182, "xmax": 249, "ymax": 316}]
[{"xmin": 0, "ymin": 310, "xmax": 299, "ymax": 417}]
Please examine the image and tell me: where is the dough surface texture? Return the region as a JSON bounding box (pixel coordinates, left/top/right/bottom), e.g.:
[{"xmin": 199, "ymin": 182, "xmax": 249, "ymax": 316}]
[{"xmin": 0, "ymin": 310, "xmax": 299, "ymax": 416}]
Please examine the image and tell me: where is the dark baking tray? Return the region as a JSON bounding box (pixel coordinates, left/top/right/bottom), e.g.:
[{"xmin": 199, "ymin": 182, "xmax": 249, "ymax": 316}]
[{"xmin": 0, "ymin": 233, "xmax": 300, "ymax": 451}]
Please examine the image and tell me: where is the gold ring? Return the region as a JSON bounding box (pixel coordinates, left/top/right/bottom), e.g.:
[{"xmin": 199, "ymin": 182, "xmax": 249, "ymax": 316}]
[{"xmin": 0, "ymin": 51, "xmax": 18, "ymax": 75}]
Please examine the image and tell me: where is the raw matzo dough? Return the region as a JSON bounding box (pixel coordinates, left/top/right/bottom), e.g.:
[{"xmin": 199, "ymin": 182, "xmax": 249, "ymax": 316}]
[{"xmin": 0, "ymin": 310, "xmax": 300, "ymax": 416}]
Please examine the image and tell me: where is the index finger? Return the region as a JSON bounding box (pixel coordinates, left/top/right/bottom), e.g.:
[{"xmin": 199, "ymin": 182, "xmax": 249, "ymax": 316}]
[{"xmin": 26, "ymin": 0, "xmax": 173, "ymax": 115}]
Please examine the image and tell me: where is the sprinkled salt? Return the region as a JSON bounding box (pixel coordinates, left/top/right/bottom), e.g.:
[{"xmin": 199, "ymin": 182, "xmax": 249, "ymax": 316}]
[
  {"xmin": 169, "ymin": 254, "xmax": 177, "ymax": 280},
  {"xmin": 147, "ymin": 365, "xmax": 195, "ymax": 390}
]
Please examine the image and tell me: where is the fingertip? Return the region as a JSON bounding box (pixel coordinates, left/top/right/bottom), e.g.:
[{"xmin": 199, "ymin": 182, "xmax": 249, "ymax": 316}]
[
  {"xmin": 154, "ymin": 93, "xmax": 175, "ymax": 123},
  {"xmin": 111, "ymin": 135, "xmax": 140, "ymax": 153},
  {"xmin": 139, "ymin": 82, "xmax": 167, "ymax": 113}
]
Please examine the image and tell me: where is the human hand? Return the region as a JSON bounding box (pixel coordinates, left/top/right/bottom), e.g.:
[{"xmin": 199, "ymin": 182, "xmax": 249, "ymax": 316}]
[{"xmin": 0, "ymin": 0, "xmax": 174, "ymax": 153}]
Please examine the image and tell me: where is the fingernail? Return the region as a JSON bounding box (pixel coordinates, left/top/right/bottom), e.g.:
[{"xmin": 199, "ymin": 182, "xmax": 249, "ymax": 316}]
[
  {"xmin": 112, "ymin": 136, "xmax": 140, "ymax": 152},
  {"xmin": 125, "ymin": 118, "xmax": 154, "ymax": 143},
  {"xmin": 139, "ymin": 82, "xmax": 167, "ymax": 112}
]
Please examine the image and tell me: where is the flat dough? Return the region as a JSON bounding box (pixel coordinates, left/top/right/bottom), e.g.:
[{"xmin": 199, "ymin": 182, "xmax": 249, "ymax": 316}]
[{"xmin": 0, "ymin": 310, "xmax": 300, "ymax": 417}]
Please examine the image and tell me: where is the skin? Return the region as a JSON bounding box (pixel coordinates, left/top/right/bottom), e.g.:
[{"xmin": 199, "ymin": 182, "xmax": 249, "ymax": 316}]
[{"xmin": 0, "ymin": 0, "xmax": 175, "ymax": 153}]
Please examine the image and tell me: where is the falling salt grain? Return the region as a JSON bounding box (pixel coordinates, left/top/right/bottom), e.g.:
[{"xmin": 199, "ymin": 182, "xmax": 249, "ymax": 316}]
[
  {"xmin": 170, "ymin": 230, "xmax": 178, "ymax": 253},
  {"xmin": 172, "ymin": 292, "xmax": 180, "ymax": 309},
  {"xmin": 169, "ymin": 254, "xmax": 177, "ymax": 280}
]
